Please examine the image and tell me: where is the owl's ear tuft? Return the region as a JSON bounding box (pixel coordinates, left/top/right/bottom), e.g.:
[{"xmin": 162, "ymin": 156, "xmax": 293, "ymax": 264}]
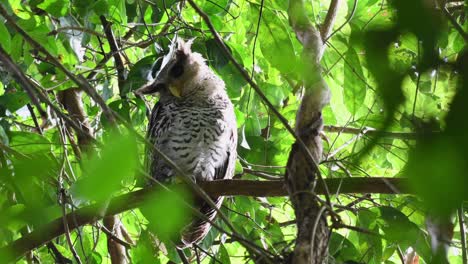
[{"xmin": 176, "ymin": 38, "xmax": 195, "ymax": 59}]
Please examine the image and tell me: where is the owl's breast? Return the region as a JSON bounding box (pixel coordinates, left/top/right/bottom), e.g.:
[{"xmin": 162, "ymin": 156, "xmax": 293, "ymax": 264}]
[{"xmin": 153, "ymin": 103, "xmax": 230, "ymax": 181}]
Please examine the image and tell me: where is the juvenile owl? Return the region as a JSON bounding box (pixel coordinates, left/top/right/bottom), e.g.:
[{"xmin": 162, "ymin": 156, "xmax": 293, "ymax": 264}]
[{"xmin": 137, "ymin": 39, "xmax": 237, "ymax": 247}]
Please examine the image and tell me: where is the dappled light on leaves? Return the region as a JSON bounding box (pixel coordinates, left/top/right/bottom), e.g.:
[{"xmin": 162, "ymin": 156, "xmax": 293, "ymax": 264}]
[{"xmin": 359, "ymin": 0, "xmax": 445, "ymax": 159}]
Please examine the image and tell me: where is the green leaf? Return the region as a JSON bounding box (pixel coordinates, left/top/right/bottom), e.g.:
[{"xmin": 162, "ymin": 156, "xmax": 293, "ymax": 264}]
[
  {"xmin": 89, "ymin": 252, "xmax": 102, "ymax": 264},
  {"xmin": 37, "ymin": 0, "xmax": 68, "ymax": 17},
  {"xmin": 9, "ymin": 131, "xmax": 51, "ymax": 154},
  {"xmin": 259, "ymin": 8, "xmax": 297, "ymax": 77},
  {"xmin": 0, "ymin": 123, "xmax": 9, "ymax": 145},
  {"xmin": 0, "ymin": 91, "xmax": 30, "ymax": 113},
  {"xmin": 261, "ymin": 83, "xmax": 285, "ymax": 107},
  {"xmin": 202, "ymin": 0, "xmax": 230, "ymax": 15},
  {"xmin": 92, "ymin": 0, "xmax": 109, "ymax": 16},
  {"xmin": 407, "ymin": 137, "xmax": 467, "ymax": 216},
  {"xmin": 0, "ymin": 22, "xmax": 11, "ymax": 53},
  {"xmin": 8, "ymin": 0, "xmax": 32, "ymax": 19},
  {"xmin": 206, "ymin": 38, "xmax": 230, "ymax": 70},
  {"xmin": 122, "ymin": 55, "xmax": 156, "ymax": 95},
  {"xmin": 329, "ymin": 232, "xmax": 360, "ymax": 262},
  {"xmin": 207, "ymin": 40, "xmax": 246, "ymax": 97},
  {"xmin": 72, "ymin": 131, "xmax": 138, "ymax": 201},
  {"xmin": 245, "ymin": 114, "xmax": 261, "ymax": 137},
  {"xmin": 343, "ymin": 47, "xmax": 366, "ymax": 115},
  {"xmin": 0, "ymin": 204, "xmax": 27, "ymax": 231},
  {"xmin": 377, "ymin": 207, "xmax": 419, "ymax": 245},
  {"xmin": 217, "ymin": 244, "xmax": 231, "ymax": 264},
  {"xmin": 109, "ymin": 100, "xmax": 131, "ymax": 121},
  {"xmin": 140, "ymin": 186, "xmax": 192, "ymax": 243},
  {"xmin": 131, "ymin": 230, "xmax": 161, "ymax": 263},
  {"xmin": 357, "ymin": 209, "xmax": 382, "ymax": 262}
]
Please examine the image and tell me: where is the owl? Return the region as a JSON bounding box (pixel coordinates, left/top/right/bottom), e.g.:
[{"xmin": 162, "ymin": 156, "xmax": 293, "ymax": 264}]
[{"xmin": 136, "ymin": 39, "xmax": 237, "ymax": 247}]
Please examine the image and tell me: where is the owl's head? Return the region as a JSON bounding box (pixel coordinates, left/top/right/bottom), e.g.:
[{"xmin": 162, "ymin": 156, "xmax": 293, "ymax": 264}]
[{"xmin": 136, "ymin": 38, "xmax": 219, "ymax": 98}]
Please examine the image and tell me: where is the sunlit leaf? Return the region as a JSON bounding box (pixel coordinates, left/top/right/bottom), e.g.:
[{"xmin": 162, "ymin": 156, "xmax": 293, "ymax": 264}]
[
  {"xmin": 0, "ymin": 22, "xmax": 11, "ymax": 53},
  {"xmin": 259, "ymin": 8, "xmax": 297, "ymax": 77},
  {"xmin": 37, "ymin": 0, "xmax": 68, "ymax": 17}
]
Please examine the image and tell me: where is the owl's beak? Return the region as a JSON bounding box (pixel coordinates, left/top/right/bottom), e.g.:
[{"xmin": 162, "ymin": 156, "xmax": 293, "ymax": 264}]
[
  {"xmin": 134, "ymin": 81, "xmax": 164, "ymax": 95},
  {"xmin": 168, "ymin": 85, "xmax": 182, "ymax": 98}
]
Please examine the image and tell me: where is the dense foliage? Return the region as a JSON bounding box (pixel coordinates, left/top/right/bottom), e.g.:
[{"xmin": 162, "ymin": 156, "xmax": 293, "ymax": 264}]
[{"xmin": 0, "ymin": 0, "xmax": 467, "ymax": 263}]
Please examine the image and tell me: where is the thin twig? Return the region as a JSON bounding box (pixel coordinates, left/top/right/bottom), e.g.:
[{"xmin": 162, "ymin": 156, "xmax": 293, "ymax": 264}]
[
  {"xmin": 333, "ymin": 222, "xmax": 382, "ymax": 237},
  {"xmin": 96, "ymin": 223, "xmax": 133, "ymax": 248},
  {"xmin": 459, "ymin": 205, "xmax": 467, "ymax": 264},
  {"xmin": 323, "ymin": 125, "xmax": 438, "ymax": 140},
  {"xmin": 46, "ymin": 242, "xmax": 72, "ymax": 264},
  {"xmin": 26, "ymin": 104, "xmax": 43, "ymax": 135},
  {"xmin": 60, "ymin": 190, "xmax": 83, "ymax": 264},
  {"xmin": 100, "ymin": 16, "xmax": 127, "ymax": 94},
  {"xmin": 176, "ymin": 248, "xmax": 190, "ymax": 264}
]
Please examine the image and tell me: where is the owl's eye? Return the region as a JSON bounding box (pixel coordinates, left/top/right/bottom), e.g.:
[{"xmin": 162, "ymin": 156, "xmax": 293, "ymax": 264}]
[{"xmin": 170, "ymin": 63, "xmax": 184, "ymax": 78}]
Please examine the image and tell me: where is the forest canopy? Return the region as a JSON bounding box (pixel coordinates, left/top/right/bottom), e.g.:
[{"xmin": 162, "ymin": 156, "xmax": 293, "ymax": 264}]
[{"xmin": 0, "ymin": 0, "xmax": 467, "ymax": 263}]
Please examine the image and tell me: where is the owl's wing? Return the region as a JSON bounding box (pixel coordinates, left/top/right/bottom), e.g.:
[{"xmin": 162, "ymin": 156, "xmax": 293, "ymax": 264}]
[
  {"xmin": 180, "ymin": 124, "xmax": 237, "ymax": 247},
  {"xmin": 146, "ymin": 101, "xmax": 161, "ymax": 146},
  {"xmin": 214, "ymin": 150, "xmax": 232, "ymax": 180},
  {"xmin": 144, "ymin": 101, "xmax": 174, "ymax": 185}
]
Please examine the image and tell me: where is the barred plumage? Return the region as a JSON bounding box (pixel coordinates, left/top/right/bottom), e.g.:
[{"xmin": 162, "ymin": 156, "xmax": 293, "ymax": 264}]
[{"xmin": 137, "ymin": 39, "xmax": 237, "ymax": 247}]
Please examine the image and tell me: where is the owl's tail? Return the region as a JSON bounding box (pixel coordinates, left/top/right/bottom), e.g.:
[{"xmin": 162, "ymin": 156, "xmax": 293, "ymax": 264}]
[{"xmin": 177, "ymin": 196, "xmax": 224, "ymax": 248}]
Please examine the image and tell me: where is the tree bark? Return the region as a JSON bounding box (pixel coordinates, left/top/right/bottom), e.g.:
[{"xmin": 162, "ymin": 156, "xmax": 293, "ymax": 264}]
[{"xmin": 286, "ymin": 0, "xmax": 341, "ymax": 263}]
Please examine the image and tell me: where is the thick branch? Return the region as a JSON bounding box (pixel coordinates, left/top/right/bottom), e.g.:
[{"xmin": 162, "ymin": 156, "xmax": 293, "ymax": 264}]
[
  {"xmin": 287, "ymin": 0, "xmax": 339, "ymax": 262},
  {"xmin": 0, "ymin": 177, "xmax": 413, "ymax": 262},
  {"xmin": 320, "ymin": 0, "xmax": 341, "ymax": 41}
]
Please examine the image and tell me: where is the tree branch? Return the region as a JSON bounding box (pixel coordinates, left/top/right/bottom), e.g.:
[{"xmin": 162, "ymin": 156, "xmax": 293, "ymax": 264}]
[
  {"xmin": 287, "ymin": 0, "xmax": 339, "ymax": 262},
  {"xmin": 323, "ymin": 125, "xmax": 440, "ymax": 140},
  {"xmin": 0, "ymin": 177, "xmax": 413, "ymax": 263},
  {"xmin": 320, "ymin": 0, "xmax": 341, "ymax": 41},
  {"xmin": 459, "ymin": 205, "xmax": 467, "ymax": 264},
  {"xmin": 99, "ymin": 16, "xmax": 128, "ymax": 95}
]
